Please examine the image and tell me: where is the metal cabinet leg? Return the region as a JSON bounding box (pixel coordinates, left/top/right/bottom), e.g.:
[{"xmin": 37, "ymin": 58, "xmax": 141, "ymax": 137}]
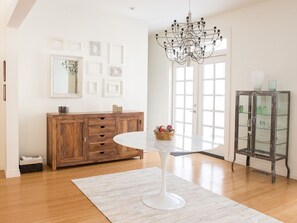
[
  {"xmin": 271, "ymin": 161, "xmax": 276, "ymax": 183},
  {"xmin": 246, "ymin": 156, "xmax": 250, "ymax": 166},
  {"xmin": 285, "ymin": 158, "xmax": 290, "ymax": 178}
]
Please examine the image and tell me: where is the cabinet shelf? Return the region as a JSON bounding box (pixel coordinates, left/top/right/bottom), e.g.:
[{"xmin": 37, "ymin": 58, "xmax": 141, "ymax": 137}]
[{"xmin": 233, "ymin": 90, "xmax": 290, "ymax": 183}]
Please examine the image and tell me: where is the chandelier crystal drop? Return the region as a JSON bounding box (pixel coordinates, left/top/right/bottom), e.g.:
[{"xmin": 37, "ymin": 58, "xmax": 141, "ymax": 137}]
[{"xmin": 155, "ymin": 7, "xmax": 223, "ymax": 65}]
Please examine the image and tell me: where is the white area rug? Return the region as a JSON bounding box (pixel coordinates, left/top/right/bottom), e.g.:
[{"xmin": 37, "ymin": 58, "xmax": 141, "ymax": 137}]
[{"xmin": 72, "ymin": 168, "xmax": 282, "ymax": 223}]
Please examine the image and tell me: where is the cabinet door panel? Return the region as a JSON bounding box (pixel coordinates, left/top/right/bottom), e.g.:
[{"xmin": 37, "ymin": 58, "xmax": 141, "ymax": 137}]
[
  {"xmin": 117, "ymin": 115, "xmax": 143, "ymax": 159},
  {"xmin": 57, "ymin": 119, "xmax": 86, "ymax": 165}
]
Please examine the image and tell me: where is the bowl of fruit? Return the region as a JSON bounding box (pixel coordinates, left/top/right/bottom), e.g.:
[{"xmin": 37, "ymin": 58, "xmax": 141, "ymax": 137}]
[{"xmin": 154, "ymin": 125, "xmax": 175, "ymax": 140}]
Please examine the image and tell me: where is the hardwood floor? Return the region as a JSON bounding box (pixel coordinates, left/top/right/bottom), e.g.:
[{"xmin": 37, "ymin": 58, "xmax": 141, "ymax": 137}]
[{"xmin": 1, "ymin": 152, "xmax": 297, "ymax": 222}]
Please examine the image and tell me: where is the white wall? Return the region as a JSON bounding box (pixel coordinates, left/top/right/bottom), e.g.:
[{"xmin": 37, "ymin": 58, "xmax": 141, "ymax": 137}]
[
  {"xmin": 17, "ymin": 1, "xmax": 148, "ymax": 161},
  {"xmin": 148, "ymin": 0, "xmax": 297, "ymax": 178},
  {"xmin": 147, "ymin": 36, "xmax": 171, "ymax": 132}
]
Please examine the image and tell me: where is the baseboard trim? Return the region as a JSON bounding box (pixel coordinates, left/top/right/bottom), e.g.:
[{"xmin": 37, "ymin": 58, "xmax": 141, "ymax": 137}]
[{"xmin": 5, "ymin": 169, "xmax": 20, "ymax": 178}]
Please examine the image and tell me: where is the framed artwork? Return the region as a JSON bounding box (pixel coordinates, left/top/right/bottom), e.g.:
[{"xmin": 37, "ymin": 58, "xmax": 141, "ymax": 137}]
[
  {"xmin": 110, "ymin": 66, "xmax": 123, "ymax": 77},
  {"xmin": 103, "ymin": 79, "xmax": 123, "ymax": 97},
  {"xmin": 89, "ymin": 41, "xmax": 101, "ymax": 56},
  {"xmin": 87, "ymin": 81, "xmax": 99, "ymax": 94},
  {"xmin": 109, "ymin": 44, "xmax": 124, "ymax": 65},
  {"xmin": 86, "ymin": 61, "xmax": 103, "ymax": 76},
  {"xmin": 3, "ymin": 60, "xmax": 6, "ymax": 82}
]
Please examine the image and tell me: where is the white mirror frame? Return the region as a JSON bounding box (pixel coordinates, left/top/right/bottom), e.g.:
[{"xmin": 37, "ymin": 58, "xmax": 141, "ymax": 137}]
[{"xmin": 50, "ymin": 55, "xmax": 83, "ymax": 98}]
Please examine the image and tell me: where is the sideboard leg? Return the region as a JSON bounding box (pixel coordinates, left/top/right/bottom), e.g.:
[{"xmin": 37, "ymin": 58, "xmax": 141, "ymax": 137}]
[
  {"xmin": 285, "ymin": 158, "xmax": 290, "ymax": 178},
  {"xmin": 271, "ymin": 161, "xmax": 276, "ymax": 183}
]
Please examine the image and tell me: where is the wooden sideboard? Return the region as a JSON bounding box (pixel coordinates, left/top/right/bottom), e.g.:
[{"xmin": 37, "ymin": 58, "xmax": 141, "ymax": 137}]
[{"xmin": 47, "ymin": 111, "xmax": 144, "ymax": 170}]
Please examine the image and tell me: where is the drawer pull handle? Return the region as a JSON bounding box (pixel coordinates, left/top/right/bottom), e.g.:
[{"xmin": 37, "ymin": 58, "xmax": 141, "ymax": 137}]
[
  {"xmin": 100, "ymin": 143, "xmax": 105, "ymax": 146},
  {"xmin": 100, "ymin": 134, "xmax": 105, "ymax": 137},
  {"xmin": 100, "ymin": 126, "xmax": 105, "ymax": 129},
  {"xmin": 99, "ymin": 151, "xmax": 105, "ymax": 155},
  {"xmin": 100, "ymin": 117, "xmax": 105, "ymax": 120}
]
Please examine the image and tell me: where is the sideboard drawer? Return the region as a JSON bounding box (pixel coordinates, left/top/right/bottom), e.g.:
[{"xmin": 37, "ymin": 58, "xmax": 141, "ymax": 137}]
[
  {"xmin": 88, "ymin": 141, "xmax": 116, "ymax": 152},
  {"xmin": 88, "ymin": 133, "xmax": 115, "ymax": 143},
  {"xmin": 88, "ymin": 149, "xmax": 116, "ymax": 162},
  {"xmin": 88, "ymin": 125, "xmax": 116, "ymax": 135},
  {"xmin": 88, "ymin": 117, "xmax": 115, "ymax": 126}
]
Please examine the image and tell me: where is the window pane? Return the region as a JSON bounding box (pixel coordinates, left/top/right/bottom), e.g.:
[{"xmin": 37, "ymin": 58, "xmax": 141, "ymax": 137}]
[
  {"xmin": 175, "ymin": 122, "xmax": 184, "ymax": 135},
  {"xmin": 186, "ymin": 67, "xmax": 193, "ymax": 80},
  {"xmin": 215, "ymin": 128, "xmax": 224, "ymax": 137},
  {"xmin": 176, "ymin": 109, "xmax": 184, "ymax": 122},
  {"xmin": 215, "ymin": 112, "xmax": 224, "ymax": 128},
  {"xmin": 203, "ymin": 96, "xmax": 213, "ymax": 110},
  {"xmin": 185, "ymin": 96, "xmax": 193, "ymax": 109},
  {"xmin": 185, "ymin": 82, "xmax": 193, "ymax": 95},
  {"xmin": 176, "ymin": 68, "xmax": 184, "ymax": 80},
  {"xmin": 185, "ymin": 110, "xmax": 193, "ymax": 123},
  {"xmin": 176, "ymin": 82, "xmax": 184, "ymax": 94},
  {"xmin": 203, "ymin": 80, "xmax": 213, "ymax": 94},
  {"xmin": 184, "ymin": 137, "xmax": 192, "ymax": 150},
  {"xmin": 203, "ymin": 111, "xmax": 213, "ymax": 125},
  {"xmin": 176, "ymin": 96, "xmax": 184, "ymax": 108},
  {"xmin": 203, "ymin": 64, "xmax": 214, "ymax": 79},
  {"xmin": 215, "ymin": 63, "xmax": 225, "ymax": 78},
  {"xmin": 175, "ymin": 135, "xmax": 183, "ymax": 148},
  {"xmin": 202, "ymin": 126, "xmax": 213, "ymax": 137},
  {"xmin": 215, "ymin": 80, "xmax": 225, "ymax": 95},
  {"xmin": 215, "ymin": 96, "xmax": 225, "ymax": 111},
  {"xmin": 184, "ymin": 124, "xmax": 192, "ymax": 136}
]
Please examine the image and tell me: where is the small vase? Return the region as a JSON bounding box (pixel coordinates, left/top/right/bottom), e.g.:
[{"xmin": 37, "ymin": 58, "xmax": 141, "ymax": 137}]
[{"xmin": 251, "ymin": 71, "xmax": 264, "ymax": 91}]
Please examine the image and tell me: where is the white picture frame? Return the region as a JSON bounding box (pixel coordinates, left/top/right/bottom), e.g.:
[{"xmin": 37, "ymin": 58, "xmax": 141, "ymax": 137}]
[
  {"xmin": 87, "ymin": 81, "xmax": 99, "ymax": 94},
  {"xmin": 86, "ymin": 61, "xmax": 103, "ymax": 76},
  {"xmin": 66, "ymin": 41, "xmax": 82, "ymax": 52},
  {"xmin": 51, "ymin": 38, "xmax": 65, "ymax": 50},
  {"xmin": 89, "ymin": 41, "xmax": 101, "ymax": 56},
  {"xmin": 110, "ymin": 66, "xmax": 123, "ymax": 77},
  {"xmin": 109, "ymin": 44, "xmax": 124, "ymax": 65},
  {"xmin": 103, "ymin": 79, "xmax": 123, "ymax": 97}
]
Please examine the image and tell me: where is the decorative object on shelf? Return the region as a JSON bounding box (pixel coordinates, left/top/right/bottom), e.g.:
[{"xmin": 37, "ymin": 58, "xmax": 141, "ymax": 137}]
[
  {"xmin": 154, "ymin": 125, "xmax": 175, "ymax": 140},
  {"xmin": 239, "ymin": 105, "xmax": 244, "ymax": 113},
  {"xmin": 103, "ymin": 79, "xmax": 123, "ymax": 97},
  {"xmin": 155, "ymin": 0, "xmax": 222, "ymax": 65},
  {"xmin": 110, "ymin": 66, "xmax": 123, "ymax": 77},
  {"xmin": 89, "ymin": 41, "xmax": 101, "ymax": 56},
  {"xmin": 112, "ymin": 105, "xmax": 123, "ymax": 113},
  {"xmin": 268, "ymin": 80, "xmax": 277, "ymax": 91},
  {"xmin": 251, "ymin": 70, "xmax": 265, "ymax": 90},
  {"xmin": 58, "ymin": 106, "xmax": 69, "ymax": 114},
  {"xmin": 109, "ymin": 43, "xmax": 124, "ymax": 65}
]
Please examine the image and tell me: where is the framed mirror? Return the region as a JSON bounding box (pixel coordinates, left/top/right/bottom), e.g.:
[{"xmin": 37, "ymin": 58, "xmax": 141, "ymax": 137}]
[{"xmin": 51, "ymin": 55, "xmax": 83, "ymax": 97}]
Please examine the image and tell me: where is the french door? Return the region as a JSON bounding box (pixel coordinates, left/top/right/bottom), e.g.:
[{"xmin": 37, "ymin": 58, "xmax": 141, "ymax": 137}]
[{"xmin": 172, "ymin": 56, "xmax": 227, "ymax": 155}]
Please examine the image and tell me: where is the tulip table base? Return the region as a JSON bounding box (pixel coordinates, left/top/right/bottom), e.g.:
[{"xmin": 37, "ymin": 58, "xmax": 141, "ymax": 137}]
[{"xmin": 141, "ymin": 150, "xmax": 185, "ymax": 210}]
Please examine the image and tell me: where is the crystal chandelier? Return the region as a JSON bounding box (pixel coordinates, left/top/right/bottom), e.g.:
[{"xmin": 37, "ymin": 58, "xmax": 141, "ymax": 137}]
[{"xmin": 155, "ymin": 1, "xmax": 223, "ymax": 65}]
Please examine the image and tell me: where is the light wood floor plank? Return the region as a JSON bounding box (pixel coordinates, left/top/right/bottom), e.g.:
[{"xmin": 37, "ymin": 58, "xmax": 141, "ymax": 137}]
[{"xmin": 0, "ymin": 152, "xmax": 296, "ymax": 222}]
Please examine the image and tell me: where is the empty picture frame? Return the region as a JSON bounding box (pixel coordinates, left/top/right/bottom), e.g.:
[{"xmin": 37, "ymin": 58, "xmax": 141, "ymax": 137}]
[
  {"xmin": 103, "ymin": 79, "xmax": 123, "ymax": 97},
  {"xmin": 66, "ymin": 41, "xmax": 82, "ymax": 51},
  {"xmin": 86, "ymin": 61, "xmax": 103, "ymax": 76},
  {"xmin": 87, "ymin": 81, "xmax": 99, "ymax": 94},
  {"xmin": 109, "ymin": 44, "xmax": 124, "ymax": 65},
  {"xmin": 89, "ymin": 41, "xmax": 101, "ymax": 56},
  {"xmin": 51, "ymin": 38, "xmax": 65, "ymax": 50},
  {"xmin": 110, "ymin": 66, "xmax": 123, "ymax": 77}
]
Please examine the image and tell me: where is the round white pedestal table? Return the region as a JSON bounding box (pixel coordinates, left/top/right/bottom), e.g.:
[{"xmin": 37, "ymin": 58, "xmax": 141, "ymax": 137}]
[{"xmin": 113, "ymin": 131, "xmax": 221, "ymax": 210}]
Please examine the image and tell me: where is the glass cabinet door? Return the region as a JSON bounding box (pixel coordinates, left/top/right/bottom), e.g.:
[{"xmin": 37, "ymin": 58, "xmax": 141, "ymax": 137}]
[
  {"xmin": 253, "ymin": 93, "xmax": 273, "ymax": 158},
  {"xmin": 236, "ymin": 93, "xmax": 252, "ymax": 154}
]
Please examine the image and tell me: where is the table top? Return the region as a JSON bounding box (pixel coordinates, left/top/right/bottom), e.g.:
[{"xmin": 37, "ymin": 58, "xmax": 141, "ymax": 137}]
[{"xmin": 113, "ymin": 131, "xmax": 222, "ymax": 153}]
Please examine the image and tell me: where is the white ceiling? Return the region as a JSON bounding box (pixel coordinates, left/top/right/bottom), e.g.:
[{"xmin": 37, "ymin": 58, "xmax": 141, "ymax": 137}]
[{"xmin": 51, "ymin": 0, "xmax": 270, "ymax": 33}]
